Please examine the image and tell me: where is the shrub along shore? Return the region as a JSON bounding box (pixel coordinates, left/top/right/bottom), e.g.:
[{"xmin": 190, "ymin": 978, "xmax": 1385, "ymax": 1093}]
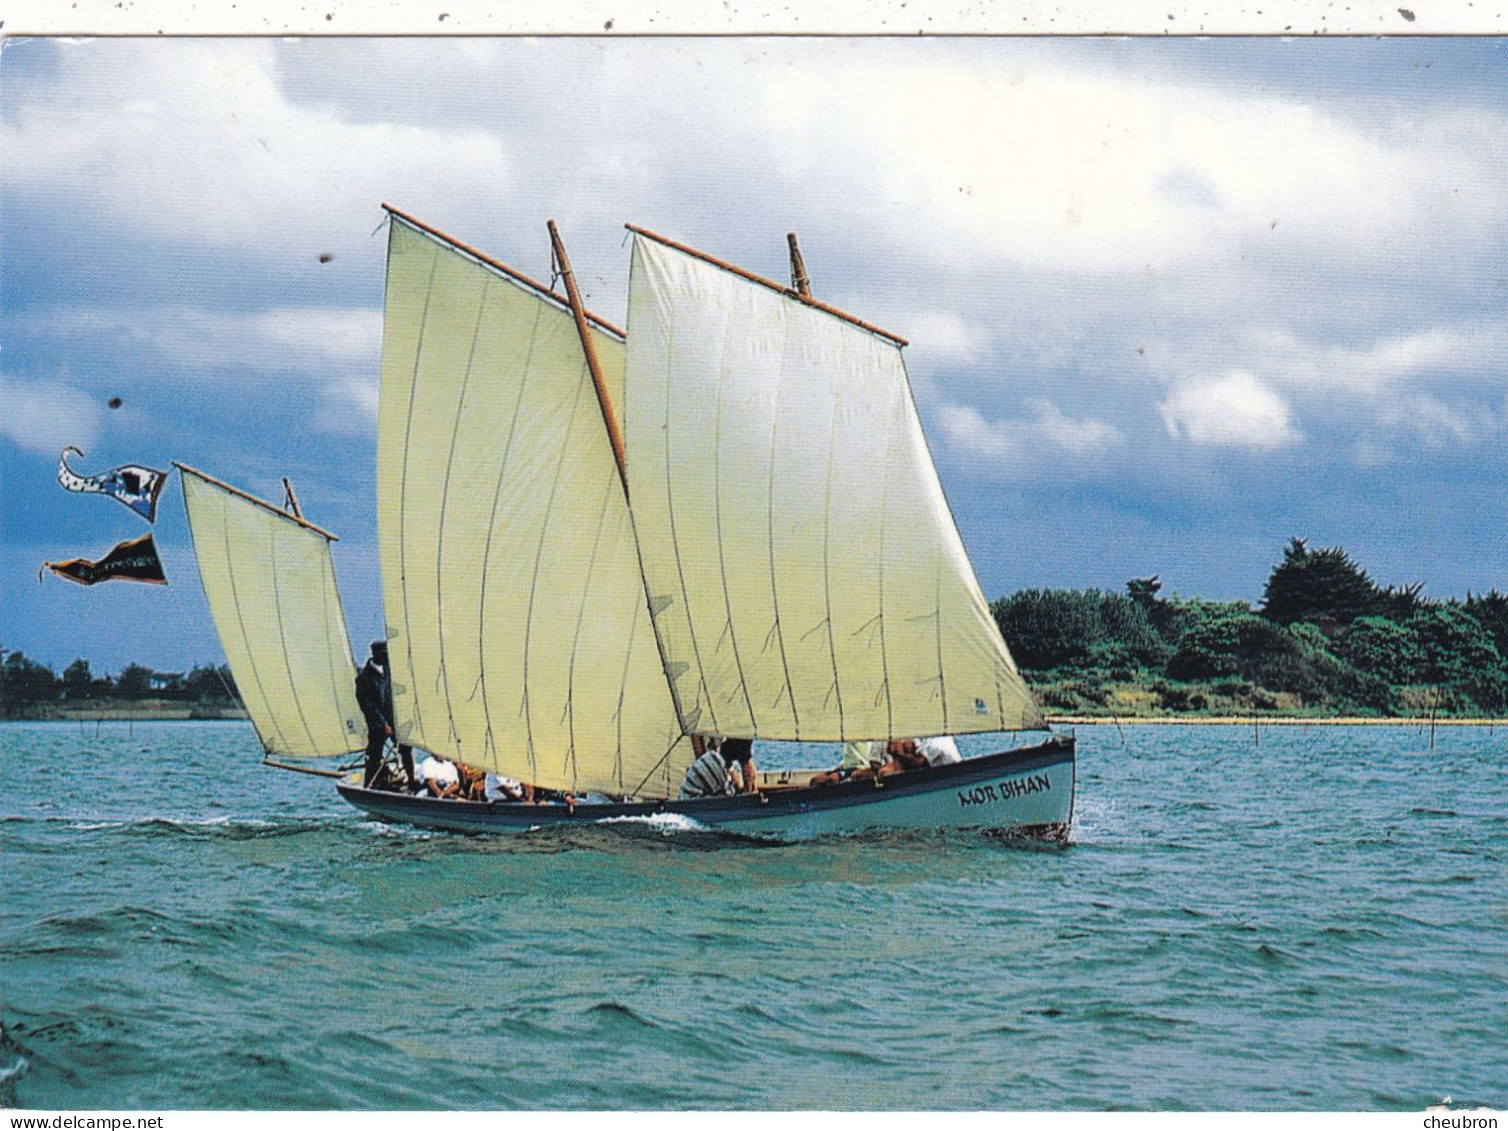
[{"xmin": 994, "ymin": 538, "xmax": 1508, "ymax": 721}]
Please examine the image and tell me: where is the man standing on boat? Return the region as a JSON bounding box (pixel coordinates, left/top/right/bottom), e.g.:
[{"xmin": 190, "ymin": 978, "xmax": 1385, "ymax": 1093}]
[{"xmin": 356, "ymin": 640, "xmax": 415, "ymax": 790}]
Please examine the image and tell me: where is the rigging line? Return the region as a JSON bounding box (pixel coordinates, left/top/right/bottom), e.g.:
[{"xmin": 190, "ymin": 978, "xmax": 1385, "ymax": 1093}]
[
  {"xmin": 658, "ymin": 311, "xmax": 721, "ymax": 737},
  {"xmin": 710, "ymin": 295, "xmax": 758, "ymax": 731},
  {"xmin": 395, "ymin": 235, "xmax": 442, "ymax": 747},
  {"xmin": 214, "ymin": 494, "xmax": 289, "ymax": 757},
  {"xmin": 614, "ymin": 578, "xmax": 642, "ymax": 791},
  {"xmin": 476, "ymin": 300, "xmax": 544, "ymax": 776},
  {"xmin": 517, "ymin": 333, "xmax": 594, "ymax": 784},
  {"xmin": 765, "ymin": 308, "xmax": 801, "ymax": 737},
  {"xmin": 432, "ymin": 272, "xmax": 492, "ymax": 754},
  {"xmin": 628, "ymin": 736, "xmax": 684, "ymax": 799},
  {"xmin": 269, "ymin": 527, "xmax": 321, "ymax": 756},
  {"xmin": 562, "ymin": 457, "xmax": 618, "ymax": 791}
]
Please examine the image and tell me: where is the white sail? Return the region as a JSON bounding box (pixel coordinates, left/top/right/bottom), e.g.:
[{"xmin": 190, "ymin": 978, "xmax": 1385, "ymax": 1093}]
[
  {"xmin": 376, "ymin": 215, "xmax": 691, "ymax": 797},
  {"xmin": 178, "ymin": 465, "xmax": 366, "ymax": 758},
  {"xmin": 622, "ymin": 233, "xmax": 1046, "ymax": 742}
]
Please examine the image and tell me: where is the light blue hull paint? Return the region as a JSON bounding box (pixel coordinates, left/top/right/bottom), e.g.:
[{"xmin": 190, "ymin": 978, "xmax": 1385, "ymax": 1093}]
[{"xmin": 337, "ymin": 735, "xmax": 1076, "ymax": 842}]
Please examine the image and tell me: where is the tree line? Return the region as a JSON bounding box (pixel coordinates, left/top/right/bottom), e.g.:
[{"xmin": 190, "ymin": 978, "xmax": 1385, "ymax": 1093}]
[
  {"xmin": 0, "ymin": 651, "xmax": 239, "ymax": 718},
  {"xmin": 7, "ymin": 537, "xmax": 1506, "ymax": 720},
  {"xmin": 992, "ymin": 537, "xmax": 1508, "ymax": 717}
]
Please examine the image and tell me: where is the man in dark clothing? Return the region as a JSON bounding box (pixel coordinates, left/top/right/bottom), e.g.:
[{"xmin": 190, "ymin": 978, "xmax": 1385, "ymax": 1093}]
[{"xmin": 355, "ymin": 640, "xmax": 414, "ymax": 789}]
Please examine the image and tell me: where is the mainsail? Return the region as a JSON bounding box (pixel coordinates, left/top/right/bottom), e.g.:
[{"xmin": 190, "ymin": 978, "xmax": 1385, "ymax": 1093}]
[
  {"xmin": 622, "ymin": 230, "xmax": 1046, "ymax": 742},
  {"xmin": 376, "ymin": 212, "xmax": 691, "ymax": 797},
  {"xmin": 178, "ymin": 464, "xmax": 366, "ymax": 758}
]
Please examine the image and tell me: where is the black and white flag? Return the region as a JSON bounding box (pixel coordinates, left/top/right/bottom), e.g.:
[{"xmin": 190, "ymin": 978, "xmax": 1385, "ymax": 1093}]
[{"xmin": 57, "ymin": 446, "xmax": 168, "ymax": 522}]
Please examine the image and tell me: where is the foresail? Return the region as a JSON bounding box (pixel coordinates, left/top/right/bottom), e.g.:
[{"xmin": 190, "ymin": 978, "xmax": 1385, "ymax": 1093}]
[
  {"xmin": 623, "ymin": 233, "xmax": 1047, "ymax": 742},
  {"xmin": 376, "ymin": 215, "xmax": 691, "ymax": 797},
  {"xmin": 178, "ymin": 466, "xmax": 366, "ymax": 758}
]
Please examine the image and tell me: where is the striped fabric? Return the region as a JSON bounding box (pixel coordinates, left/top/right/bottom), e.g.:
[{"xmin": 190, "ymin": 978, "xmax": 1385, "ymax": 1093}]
[{"xmin": 678, "ymin": 750, "xmax": 734, "ymax": 799}]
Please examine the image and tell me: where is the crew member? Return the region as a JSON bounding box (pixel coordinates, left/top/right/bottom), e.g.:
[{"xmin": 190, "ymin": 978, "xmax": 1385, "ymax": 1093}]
[{"xmin": 355, "ymin": 640, "xmax": 415, "ymax": 790}]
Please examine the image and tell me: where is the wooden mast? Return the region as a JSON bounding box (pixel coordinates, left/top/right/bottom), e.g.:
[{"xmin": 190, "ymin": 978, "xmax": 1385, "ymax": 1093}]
[
  {"xmin": 547, "ymin": 220, "xmax": 629, "ymax": 496},
  {"xmin": 548, "ymin": 220, "xmax": 708, "ymax": 764},
  {"xmin": 787, "ymin": 232, "xmax": 811, "ymax": 297},
  {"xmin": 281, "ymin": 477, "xmax": 302, "ymax": 519}
]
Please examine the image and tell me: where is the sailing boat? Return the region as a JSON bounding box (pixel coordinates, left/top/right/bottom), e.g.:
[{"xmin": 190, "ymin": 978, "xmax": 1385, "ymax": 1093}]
[{"xmin": 327, "ymin": 209, "xmax": 1075, "ymax": 839}]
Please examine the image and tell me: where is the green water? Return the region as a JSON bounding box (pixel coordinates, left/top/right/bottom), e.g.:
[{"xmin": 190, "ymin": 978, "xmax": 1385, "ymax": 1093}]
[{"xmin": 1, "ymin": 720, "xmax": 1504, "ymax": 1109}]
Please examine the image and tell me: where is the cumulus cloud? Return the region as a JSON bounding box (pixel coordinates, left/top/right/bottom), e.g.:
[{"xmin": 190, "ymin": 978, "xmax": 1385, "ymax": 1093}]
[
  {"xmin": 1256, "ymin": 321, "xmax": 1508, "ymax": 396},
  {"xmin": 50, "ymin": 306, "xmax": 381, "ymax": 377},
  {"xmin": 0, "ymin": 375, "xmax": 102, "ymax": 456},
  {"xmin": 313, "ymin": 374, "xmax": 381, "ymax": 435},
  {"xmin": 759, "ymin": 52, "xmax": 1508, "ymax": 279},
  {"xmin": 936, "ymin": 398, "xmax": 1122, "ymax": 474},
  {"xmin": 1, "ymin": 40, "xmax": 511, "ymax": 262},
  {"xmin": 1159, "ymin": 370, "xmax": 1298, "ymax": 451}
]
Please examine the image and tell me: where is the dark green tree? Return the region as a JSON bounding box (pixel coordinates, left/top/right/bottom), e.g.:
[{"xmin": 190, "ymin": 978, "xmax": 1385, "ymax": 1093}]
[
  {"xmin": 115, "ymin": 663, "xmax": 153, "ymax": 699},
  {"xmin": 1261, "ymin": 538, "xmax": 1379, "ymax": 628},
  {"xmin": 184, "ymin": 664, "xmax": 236, "ymax": 703},
  {"xmin": 61, "ymin": 658, "xmax": 94, "ymax": 701},
  {"xmin": 1, "ymin": 650, "xmax": 59, "ymax": 712},
  {"xmin": 1336, "ymin": 616, "xmax": 1422, "ymax": 689}
]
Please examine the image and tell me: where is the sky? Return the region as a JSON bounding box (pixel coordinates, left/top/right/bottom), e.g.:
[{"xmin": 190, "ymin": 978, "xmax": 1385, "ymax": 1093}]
[{"xmin": 3, "ymin": 35, "xmax": 1508, "ymax": 675}]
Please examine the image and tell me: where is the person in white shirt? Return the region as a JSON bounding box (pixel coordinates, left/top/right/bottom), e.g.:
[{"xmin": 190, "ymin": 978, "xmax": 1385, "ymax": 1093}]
[
  {"xmin": 417, "ymin": 754, "xmax": 461, "ymax": 799},
  {"xmin": 915, "ymin": 735, "xmax": 962, "ymax": 766},
  {"xmin": 484, "ymin": 772, "xmax": 532, "ymax": 803},
  {"xmin": 809, "ymin": 736, "xmax": 959, "ymax": 786}
]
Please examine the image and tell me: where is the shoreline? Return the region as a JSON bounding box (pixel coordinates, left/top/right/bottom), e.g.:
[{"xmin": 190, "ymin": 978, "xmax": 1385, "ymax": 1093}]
[{"xmin": 2, "ymin": 706, "xmax": 249, "ymax": 723}]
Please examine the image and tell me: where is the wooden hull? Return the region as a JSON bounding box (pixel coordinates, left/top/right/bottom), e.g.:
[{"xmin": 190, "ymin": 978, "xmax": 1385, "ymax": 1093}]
[{"xmin": 335, "ymin": 734, "xmax": 1075, "ymax": 841}]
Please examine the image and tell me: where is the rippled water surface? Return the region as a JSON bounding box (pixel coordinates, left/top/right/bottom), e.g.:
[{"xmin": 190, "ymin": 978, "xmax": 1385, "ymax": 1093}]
[{"xmin": 2, "ymin": 720, "xmax": 1505, "ymax": 1110}]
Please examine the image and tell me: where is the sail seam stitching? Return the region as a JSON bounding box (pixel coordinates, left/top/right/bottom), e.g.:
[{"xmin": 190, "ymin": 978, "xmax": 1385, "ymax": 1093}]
[
  {"xmin": 660, "ymin": 288, "xmax": 720, "ymax": 736},
  {"xmin": 215, "ymin": 492, "xmax": 289, "ymax": 756},
  {"xmin": 562, "ymin": 407, "xmax": 618, "ymax": 791},
  {"xmin": 432, "ymin": 274, "xmax": 491, "ymax": 756},
  {"xmin": 395, "ymin": 240, "xmax": 441, "ymax": 747},
  {"xmin": 477, "ymin": 300, "xmax": 545, "ymax": 777},
  {"xmin": 518, "ymin": 328, "xmax": 592, "ymax": 785},
  {"xmin": 712, "ymin": 292, "xmax": 757, "ymax": 733},
  {"xmin": 821, "ymin": 323, "xmax": 847, "ymax": 736},
  {"xmin": 269, "ymin": 526, "xmax": 321, "ymax": 754},
  {"xmin": 765, "ymin": 306, "xmax": 800, "ymax": 736}
]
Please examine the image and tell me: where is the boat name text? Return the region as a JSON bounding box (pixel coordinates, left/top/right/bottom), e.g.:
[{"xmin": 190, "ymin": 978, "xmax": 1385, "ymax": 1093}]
[{"xmin": 957, "ymin": 773, "xmax": 1052, "ymax": 808}]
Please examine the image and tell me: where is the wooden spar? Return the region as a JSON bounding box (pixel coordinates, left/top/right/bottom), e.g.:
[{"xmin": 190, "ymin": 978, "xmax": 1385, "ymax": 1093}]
[
  {"xmin": 281, "ymin": 477, "xmax": 302, "ymax": 519},
  {"xmin": 547, "ymin": 220, "xmax": 629, "ymax": 495},
  {"xmin": 263, "ymin": 758, "xmax": 350, "ymax": 779},
  {"xmin": 384, "ymin": 204, "xmax": 626, "ymax": 340},
  {"xmin": 625, "ymin": 224, "xmax": 908, "ymax": 347},
  {"xmin": 787, "ymin": 232, "xmax": 811, "ymax": 297},
  {"xmin": 173, "ymin": 462, "xmax": 340, "ymax": 542}
]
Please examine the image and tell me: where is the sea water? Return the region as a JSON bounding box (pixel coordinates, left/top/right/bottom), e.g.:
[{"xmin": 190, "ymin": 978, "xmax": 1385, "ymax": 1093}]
[{"xmin": 1, "ymin": 720, "xmax": 1504, "ymax": 1111}]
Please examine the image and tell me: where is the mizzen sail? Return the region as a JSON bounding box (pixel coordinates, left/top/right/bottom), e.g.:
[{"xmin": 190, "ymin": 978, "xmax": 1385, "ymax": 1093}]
[
  {"xmin": 178, "ymin": 464, "xmax": 366, "ymax": 758},
  {"xmin": 376, "ymin": 214, "xmax": 690, "ymax": 797},
  {"xmin": 622, "ymin": 231, "xmax": 1046, "ymax": 742}
]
